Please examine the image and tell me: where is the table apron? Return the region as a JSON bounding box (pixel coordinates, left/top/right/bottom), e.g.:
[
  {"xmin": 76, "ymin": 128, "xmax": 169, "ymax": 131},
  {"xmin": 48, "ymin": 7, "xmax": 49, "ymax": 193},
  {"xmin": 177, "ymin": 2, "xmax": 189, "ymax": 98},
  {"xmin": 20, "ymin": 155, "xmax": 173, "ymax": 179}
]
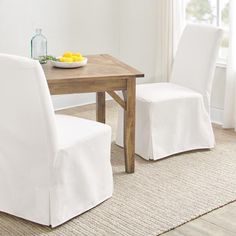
[{"xmin": 48, "ymin": 79, "xmax": 127, "ymax": 95}]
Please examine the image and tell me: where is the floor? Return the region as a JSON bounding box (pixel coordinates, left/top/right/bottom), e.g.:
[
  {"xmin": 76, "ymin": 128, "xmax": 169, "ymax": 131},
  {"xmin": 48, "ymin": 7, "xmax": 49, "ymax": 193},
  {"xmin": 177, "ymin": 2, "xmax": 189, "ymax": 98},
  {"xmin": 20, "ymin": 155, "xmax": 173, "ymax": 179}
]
[
  {"xmin": 57, "ymin": 101, "xmax": 236, "ymax": 236},
  {"xmin": 163, "ymin": 202, "xmax": 236, "ymax": 236}
]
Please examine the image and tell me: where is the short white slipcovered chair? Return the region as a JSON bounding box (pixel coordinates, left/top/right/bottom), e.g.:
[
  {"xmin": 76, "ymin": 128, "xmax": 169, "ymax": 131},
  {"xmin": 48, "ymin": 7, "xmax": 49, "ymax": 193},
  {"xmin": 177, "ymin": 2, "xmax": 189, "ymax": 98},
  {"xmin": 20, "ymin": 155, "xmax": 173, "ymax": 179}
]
[
  {"xmin": 116, "ymin": 24, "xmax": 223, "ymax": 160},
  {"xmin": 0, "ymin": 54, "xmax": 113, "ymax": 227}
]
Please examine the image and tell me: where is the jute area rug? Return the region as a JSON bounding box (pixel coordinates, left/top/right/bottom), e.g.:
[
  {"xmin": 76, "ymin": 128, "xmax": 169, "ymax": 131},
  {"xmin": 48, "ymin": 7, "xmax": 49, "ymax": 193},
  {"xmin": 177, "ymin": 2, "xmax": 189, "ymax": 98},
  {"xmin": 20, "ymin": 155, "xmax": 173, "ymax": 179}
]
[{"xmin": 0, "ymin": 102, "xmax": 236, "ymax": 236}]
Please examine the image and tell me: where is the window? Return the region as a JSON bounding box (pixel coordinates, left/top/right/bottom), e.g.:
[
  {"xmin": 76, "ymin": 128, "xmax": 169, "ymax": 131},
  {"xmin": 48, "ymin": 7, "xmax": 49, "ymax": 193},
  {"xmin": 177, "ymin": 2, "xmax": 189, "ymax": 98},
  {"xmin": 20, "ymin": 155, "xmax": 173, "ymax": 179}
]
[{"xmin": 185, "ymin": 0, "xmax": 229, "ymax": 62}]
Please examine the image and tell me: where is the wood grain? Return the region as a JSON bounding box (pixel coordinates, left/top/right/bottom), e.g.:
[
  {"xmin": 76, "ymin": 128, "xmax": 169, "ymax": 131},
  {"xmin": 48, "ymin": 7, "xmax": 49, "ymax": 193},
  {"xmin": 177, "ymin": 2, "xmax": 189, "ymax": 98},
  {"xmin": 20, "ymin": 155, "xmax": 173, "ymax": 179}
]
[
  {"xmin": 43, "ymin": 54, "xmax": 144, "ymax": 83},
  {"xmin": 107, "ymin": 91, "xmax": 126, "ymax": 109},
  {"xmin": 163, "ymin": 199, "xmax": 236, "ymax": 236},
  {"xmin": 123, "ymin": 79, "xmax": 136, "ymax": 173},
  {"xmin": 48, "ymin": 79, "xmax": 127, "ymax": 95},
  {"xmin": 96, "ymin": 92, "xmax": 106, "ymax": 123}
]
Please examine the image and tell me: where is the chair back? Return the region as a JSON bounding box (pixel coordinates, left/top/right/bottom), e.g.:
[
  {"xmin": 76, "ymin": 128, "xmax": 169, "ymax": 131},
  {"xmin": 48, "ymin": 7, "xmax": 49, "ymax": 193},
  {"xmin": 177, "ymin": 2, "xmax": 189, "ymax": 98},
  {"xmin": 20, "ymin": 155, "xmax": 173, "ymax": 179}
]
[
  {"xmin": 0, "ymin": 54, "xmax": 58, "ymax": 197},
  {"xmin": 170, "ymin": 24, "xmax": 223, "ymax": 112}
]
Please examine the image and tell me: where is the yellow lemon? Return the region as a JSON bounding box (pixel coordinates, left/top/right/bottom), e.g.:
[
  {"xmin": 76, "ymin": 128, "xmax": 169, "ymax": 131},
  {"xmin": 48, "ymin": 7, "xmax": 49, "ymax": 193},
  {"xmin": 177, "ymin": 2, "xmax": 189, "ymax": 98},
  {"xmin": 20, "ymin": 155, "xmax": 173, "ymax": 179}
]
[
  {"xmin": 60, "ymin": 52, "xmax": 84, "ymax": 62},
  {"xmin": 80, "ymin": 56, "xmax": 85, "ymax": 61},
  {"xmin": 64, "ymin": 57, "xmax": 73, "ymax": 62},
  {"xmin": 68, "ymin": 55, "xmax": 85, "ymax": 62},
  {"xmin": 63, "ymin": 52, "xmax": 73, "ymax": 58},
  {"xmin": 71, "ymin": 56, "xmax": 79, "ymax": 62},
  {"xmin": 74, "ymin": 52, "xmax": 82, "ymax": 57},
  {"xmin": 75, "ymin": 56, "xmax": 84, "ymax": 62},
  {"xmin": 59, "ymin": 57, "xmax": 66, "ymax": 62}
]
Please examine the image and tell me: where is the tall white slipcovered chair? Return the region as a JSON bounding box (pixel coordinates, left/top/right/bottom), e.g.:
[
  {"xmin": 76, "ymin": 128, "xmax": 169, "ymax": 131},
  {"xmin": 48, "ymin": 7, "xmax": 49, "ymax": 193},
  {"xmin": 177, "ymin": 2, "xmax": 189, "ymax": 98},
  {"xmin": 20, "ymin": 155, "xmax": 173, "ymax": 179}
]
[
  {"xmin": 116, "ymin": 24, "xmax": 223, "ymax": 160},
  {"xmin": 0, "ymin": 54, "xmax": 113, "ymax": 227}
]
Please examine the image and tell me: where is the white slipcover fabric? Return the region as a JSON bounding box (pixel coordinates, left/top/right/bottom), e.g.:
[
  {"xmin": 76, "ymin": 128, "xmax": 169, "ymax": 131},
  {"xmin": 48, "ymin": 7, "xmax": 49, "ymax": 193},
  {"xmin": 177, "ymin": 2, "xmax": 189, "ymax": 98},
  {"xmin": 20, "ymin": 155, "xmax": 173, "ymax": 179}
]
[
  {"xmin": 116, "ymin": 24, "xmax": 223, "ymax": 160},
  {"xmin": 0, "ymin": 54, "xmax": 113, "ymax": 227}
]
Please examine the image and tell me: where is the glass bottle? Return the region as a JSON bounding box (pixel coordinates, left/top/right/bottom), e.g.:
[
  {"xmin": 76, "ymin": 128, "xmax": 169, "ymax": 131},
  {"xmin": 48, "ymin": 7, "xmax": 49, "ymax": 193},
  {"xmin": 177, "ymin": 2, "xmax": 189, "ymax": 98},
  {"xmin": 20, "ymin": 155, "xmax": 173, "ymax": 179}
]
[{"xmin": 31, "ymin": 28, "xmax": 47, "ymax": 63}]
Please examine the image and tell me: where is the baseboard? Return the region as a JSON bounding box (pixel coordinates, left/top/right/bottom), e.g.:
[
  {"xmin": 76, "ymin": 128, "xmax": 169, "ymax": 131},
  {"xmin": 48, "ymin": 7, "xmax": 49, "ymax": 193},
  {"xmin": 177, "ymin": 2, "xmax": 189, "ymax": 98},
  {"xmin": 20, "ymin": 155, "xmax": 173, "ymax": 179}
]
[
  {"xmin": 53, "ymin": 94, "xmax": 224, "ymax": 126},
  {"xmin": 211, "ymin": 107, "xmax": 223, "ymax": 125},
  {"xmin": 52, "ymin": 93, "xmax": 112, "ymax": 111}
]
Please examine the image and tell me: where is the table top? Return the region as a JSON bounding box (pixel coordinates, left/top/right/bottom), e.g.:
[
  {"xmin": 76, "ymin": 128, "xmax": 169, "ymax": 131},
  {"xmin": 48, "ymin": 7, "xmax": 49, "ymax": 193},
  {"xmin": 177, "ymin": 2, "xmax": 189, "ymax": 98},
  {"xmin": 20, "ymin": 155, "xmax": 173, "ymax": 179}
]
[{"xmin": 43, "ymin": 54, "xmax": 144, "ymax": 84}]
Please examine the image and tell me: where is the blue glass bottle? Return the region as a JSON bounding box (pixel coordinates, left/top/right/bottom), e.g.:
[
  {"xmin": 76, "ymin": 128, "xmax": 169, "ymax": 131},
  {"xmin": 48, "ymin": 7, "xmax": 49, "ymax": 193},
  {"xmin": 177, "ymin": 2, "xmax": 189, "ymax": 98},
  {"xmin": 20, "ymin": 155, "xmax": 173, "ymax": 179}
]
[{"xmin": 31, "ymin": 29, "xmax": 47, "ymax": 63}]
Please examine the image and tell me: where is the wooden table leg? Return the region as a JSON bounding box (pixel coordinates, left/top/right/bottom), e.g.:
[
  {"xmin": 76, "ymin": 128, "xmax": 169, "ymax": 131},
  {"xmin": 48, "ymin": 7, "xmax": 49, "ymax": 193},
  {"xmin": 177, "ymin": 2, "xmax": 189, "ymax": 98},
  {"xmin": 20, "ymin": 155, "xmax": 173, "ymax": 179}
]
[
  {"xmin": 123, "ymin": 79, "xmax": 136, "ymax": 173},
  {"xmin": 96, "ymin": 92, "xmax": 106, "ymax": 123}
]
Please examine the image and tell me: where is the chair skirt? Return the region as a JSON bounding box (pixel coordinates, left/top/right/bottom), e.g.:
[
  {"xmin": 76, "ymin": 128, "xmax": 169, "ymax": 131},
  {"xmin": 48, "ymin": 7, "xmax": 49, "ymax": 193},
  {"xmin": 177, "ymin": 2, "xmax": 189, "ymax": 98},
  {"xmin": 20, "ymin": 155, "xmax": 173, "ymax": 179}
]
[{"xmin": 116, "ymin": 83, "xmax": 215, "ymax": 160}]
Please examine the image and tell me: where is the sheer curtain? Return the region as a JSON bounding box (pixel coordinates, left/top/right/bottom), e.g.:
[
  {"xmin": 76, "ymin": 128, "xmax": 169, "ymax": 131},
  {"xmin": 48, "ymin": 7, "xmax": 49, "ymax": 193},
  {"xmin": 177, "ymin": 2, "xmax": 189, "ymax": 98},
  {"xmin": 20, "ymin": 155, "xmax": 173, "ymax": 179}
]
[
  {"xmin": 156, "ymin": 0, "xmax": 173, "ymax": 82},
  {"xmin": 223, "ymin": 0, "xmax": 236, "ymax": 131},
  {"xmin": 156, "ymin": 0, "xmax": 186, "ymax": 82},
  {"xmin": 173, "ymin": 0, "xmax": 186, "ymax": 55}
]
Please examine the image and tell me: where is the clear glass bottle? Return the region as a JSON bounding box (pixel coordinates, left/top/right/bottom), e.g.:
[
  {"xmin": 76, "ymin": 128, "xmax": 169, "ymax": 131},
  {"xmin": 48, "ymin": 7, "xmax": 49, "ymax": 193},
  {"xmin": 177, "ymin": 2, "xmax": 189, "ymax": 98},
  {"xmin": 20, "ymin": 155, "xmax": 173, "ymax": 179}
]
[{"xmin": 31, "ymin": 29, "xmax": 47, "ymax": 63}]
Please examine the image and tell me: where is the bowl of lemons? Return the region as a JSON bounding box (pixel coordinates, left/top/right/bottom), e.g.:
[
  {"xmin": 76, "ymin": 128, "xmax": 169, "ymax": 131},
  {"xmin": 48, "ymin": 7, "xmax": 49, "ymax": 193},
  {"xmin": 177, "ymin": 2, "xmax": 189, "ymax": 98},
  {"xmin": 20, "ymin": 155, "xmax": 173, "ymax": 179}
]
[{"xmin": 51, "ymin": 52, "xmax": 87, "ymax": 68}]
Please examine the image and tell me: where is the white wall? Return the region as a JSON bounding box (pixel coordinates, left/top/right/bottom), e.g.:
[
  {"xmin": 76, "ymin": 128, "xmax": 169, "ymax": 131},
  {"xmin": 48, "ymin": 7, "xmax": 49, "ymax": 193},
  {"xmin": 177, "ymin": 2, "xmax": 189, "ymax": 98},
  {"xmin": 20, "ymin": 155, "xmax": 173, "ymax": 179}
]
[
  {"xmin": 0, "ymin": 0, "xmax": 118, "ymax": 109},
  {"xmin": 211, "ymin": 67, "xmax": 226, "ymax": 124},
  {"xmin": 117, "ymin": 0, "xmax": 159, "ymax": 84},
  {"xmin": 0, "ymin": 0, "xmax": 117, "ymax": 56},
  {"xmin": 0, "ymin": 0, "xmax": 227, "ymax": 122}
]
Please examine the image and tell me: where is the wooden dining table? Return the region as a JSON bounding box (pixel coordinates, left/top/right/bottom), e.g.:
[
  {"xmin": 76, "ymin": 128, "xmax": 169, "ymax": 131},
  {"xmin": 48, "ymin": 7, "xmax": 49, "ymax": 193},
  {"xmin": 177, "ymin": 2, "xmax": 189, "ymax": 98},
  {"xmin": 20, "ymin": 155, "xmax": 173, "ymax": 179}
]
[{"xmin": 43, "ymin": 54, "xmax": 144, "ymax": 173}]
